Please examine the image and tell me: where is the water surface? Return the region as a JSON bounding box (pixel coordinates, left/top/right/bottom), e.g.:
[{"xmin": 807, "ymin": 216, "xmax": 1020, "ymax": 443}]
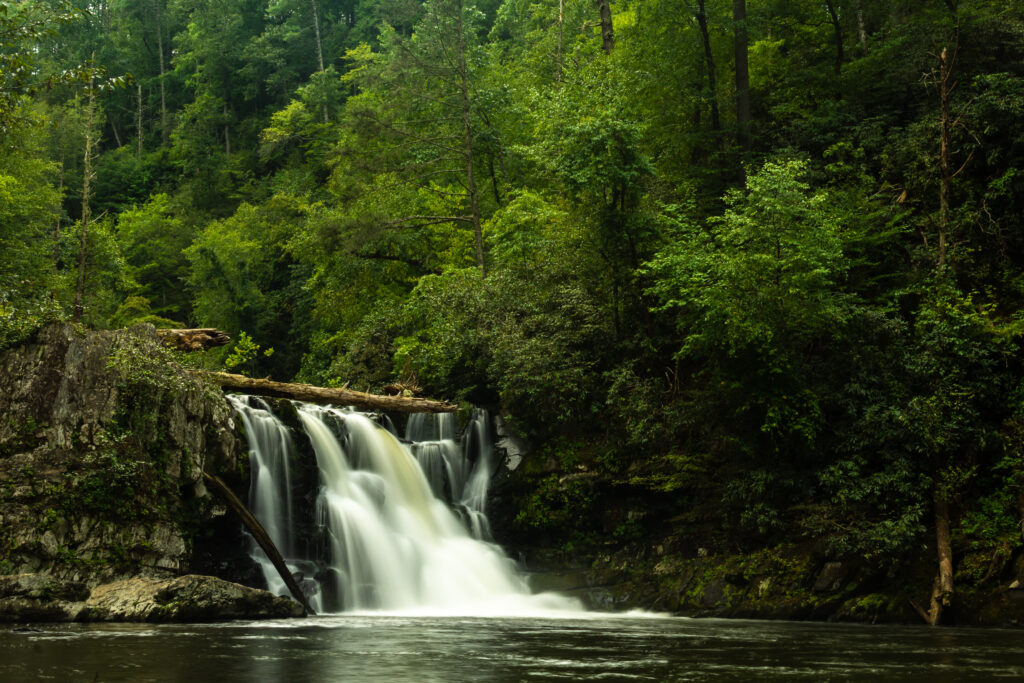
[{"xmin": 2, "ymin": 614, "xmax": 1022, "ymax": 681}]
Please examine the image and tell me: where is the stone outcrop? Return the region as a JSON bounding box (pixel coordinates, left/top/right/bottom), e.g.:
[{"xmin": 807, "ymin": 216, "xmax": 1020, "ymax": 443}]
[
  {"xmin": 0, "ymin": 573, "xmax": 302, "ymax": 622},
  {"xmin": 0, "ymin": 323, "xmax": 291, "ymax": 621},
  {"xmin": 0, "ymin": 573, "xmax": 90, "ymax": 622},
  {"xmin": 83, "ymin": 575, "xmax": 303, "ymax": 621}
]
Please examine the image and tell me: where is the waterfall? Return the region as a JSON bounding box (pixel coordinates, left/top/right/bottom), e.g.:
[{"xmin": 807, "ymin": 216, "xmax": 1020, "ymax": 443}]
[{"xmin": 229, "ymin": 396, "xmax": 579, "ymax": 615}]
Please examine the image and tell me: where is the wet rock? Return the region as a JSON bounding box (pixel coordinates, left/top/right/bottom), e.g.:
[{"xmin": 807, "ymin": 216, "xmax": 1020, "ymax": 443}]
[
  {"xmin": 492, "ymin": 415, "xmax": 529, "ymax": 472},
  {"xmin": 813, "ymin": 561, "xmax": 848, "ymax": 593},
  {"xmin": 700, "ymin": 578, "xmax": 726, "ymax": 608},
  {"xmin": 0, "ymin": 324, "xmax": 258, "ymax": 620},
  {"xmin": 82, "ymin": 575, "xmax": 303, "ymax": 622},
  {"xmin": 0, "ymin": 574, "xmax": 89, "ymax": 622}
]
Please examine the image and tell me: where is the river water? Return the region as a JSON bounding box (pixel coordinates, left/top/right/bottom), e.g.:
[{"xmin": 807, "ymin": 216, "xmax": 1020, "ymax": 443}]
[{"xmin": 2, "ymin": 614, "xmax": 1022, "ymax": 681}]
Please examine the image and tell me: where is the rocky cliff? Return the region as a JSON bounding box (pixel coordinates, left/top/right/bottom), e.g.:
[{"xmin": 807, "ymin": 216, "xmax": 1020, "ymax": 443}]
[{"xmin": 0, "ymin": 324, "xmax": 297, "ymax": 621}]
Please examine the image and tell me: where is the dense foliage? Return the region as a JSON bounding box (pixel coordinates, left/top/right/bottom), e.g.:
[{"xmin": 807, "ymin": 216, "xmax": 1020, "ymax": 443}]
[{"xmin": 3, "ymin": 0, "xmax": 1024, "ymax": 616}]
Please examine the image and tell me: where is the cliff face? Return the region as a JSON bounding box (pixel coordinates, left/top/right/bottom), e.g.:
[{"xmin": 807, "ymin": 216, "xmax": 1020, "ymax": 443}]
[{"xmin": 0, "ymin": 324, "xmax": 294, "ymax": 621}]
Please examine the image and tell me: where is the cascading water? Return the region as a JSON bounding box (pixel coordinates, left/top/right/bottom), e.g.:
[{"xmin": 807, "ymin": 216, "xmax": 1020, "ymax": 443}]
[
  {"xmin": 227, "ymin": 395, "xmax": 322, "ymax": 611},
  {"xmin": 230, "ymin": 396, "xmax": 579, "ymax": 615},
  {"xmin": 407, "ymin": 410, "xmax": 495, "ymax": 540}
]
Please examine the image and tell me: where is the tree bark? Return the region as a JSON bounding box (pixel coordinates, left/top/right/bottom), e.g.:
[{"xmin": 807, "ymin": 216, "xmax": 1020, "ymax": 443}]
[
  {"xmin": 73, "ymin": 69, "xmax": 97, "ymax": 324},
  {"xmin": 596, "ymin": 0, "xmax": 614, "ymax": 54},
  {"xmin": 556, "ymin": 0, "xmax": 563, "ymax": 82},
  {"xmin": 856, "ymin": 0, "xmax": 867, "ymax": 54},
  {"xmin": 311, "ymin": 0, "xmax": 328, "ymax": 123},
  {"xmin": 136, "ymin": 84, "xmax": 143, "ymax": 158},
  {"xmin": 938, "ymin": 44, "xmax": 955, "ymax": 269},
  {"xmin": 927, "ymin": 495, "xmax": 955, "ymax": 625},
  {"xmin": 203, "ymin": 472, "xmax": 315, "ymax": 616},
  {"xmin": 824, "ymin": 0, "xmax": 844, "ymax": 77},
  {"xmin": 455, "ymin": 0, "xmax": 486, "ymax": 278},
  {"xmin": 733, "ymin": 0, "xmax": 751, "ymax": 147},
  {"xmin": 155, "ymin": 0, "xmax": 167, "ymax": 144},
  {"xmin": 203, "ymin": 371, "xmax": 459, "ymax": 413},
  {"xmin": 696, "ymin": 0, "xmax": 721, "ymax": 135},
  {"xmin": 223, "ymin": 101, "xmax": 231, "ymax": 157}
]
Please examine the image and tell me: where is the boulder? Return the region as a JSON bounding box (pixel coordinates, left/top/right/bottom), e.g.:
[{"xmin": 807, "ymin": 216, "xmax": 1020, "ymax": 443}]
[
  {"xmin": 0, "ymin": 573, "xmax": 89, "ymax": 622},
  {"xmin": 82, "ymin": 575, "xmax": 303, "ymax": 622}
]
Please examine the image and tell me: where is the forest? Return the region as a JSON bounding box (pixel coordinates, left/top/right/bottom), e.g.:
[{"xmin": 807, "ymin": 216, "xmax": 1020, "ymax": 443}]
[{"xmin": 2, "ymin": 0, "xmax": 1024, "ymax": 624}]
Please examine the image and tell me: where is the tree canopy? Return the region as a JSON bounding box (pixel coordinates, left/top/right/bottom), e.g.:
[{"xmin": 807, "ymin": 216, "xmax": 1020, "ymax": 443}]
[{"xmin": 3, "ymin": 0, "xmax": 1024, "ymax": 624}]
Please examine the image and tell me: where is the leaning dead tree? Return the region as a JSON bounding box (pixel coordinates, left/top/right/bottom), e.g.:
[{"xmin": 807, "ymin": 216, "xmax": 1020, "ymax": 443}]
[
  {"xmin": 203, "ymin": 472, "xmax": 315, "ymax": 616},
  {"xmin": 204, "ymin": 372, "xmax": 459, "ymax": 413}
]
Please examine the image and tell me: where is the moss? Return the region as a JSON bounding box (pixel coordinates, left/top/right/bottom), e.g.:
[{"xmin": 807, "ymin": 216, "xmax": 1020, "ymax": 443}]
[
  {"xmin": 0, "ymin": 415, "xmax": 46, "ymax": 458},
  {"xmin": 840, "ymin": 592, "xmax": 898, "ymax": 618}
]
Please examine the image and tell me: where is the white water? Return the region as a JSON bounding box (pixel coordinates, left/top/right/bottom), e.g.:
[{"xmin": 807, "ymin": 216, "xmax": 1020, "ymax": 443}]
[{"xmin": 230, "ymin": 397, "xmax": 580, "ymax": 616}]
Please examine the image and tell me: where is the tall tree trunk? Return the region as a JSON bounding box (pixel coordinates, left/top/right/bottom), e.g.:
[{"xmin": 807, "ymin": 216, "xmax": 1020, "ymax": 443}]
[
  {"xmin": 155, "ymin": 0, "xmax": 167, "ymax": 144},
  {"xmin": 856, "ymin": 0, "xmax": 867, "ymax": 54},
  {"xmin": 927, "ymin": 494, "xmax": 955, "ymax": 625},
  {"xmin": 938, "ymin": 43, "xmax": 955, "ymax": 269},
  {"xmin": 824, "ymin": 0, "xmax": 844, "ymax": 77},
  {"xmin": 696, "ymin": 0, "xmax": 720, "ymax": 135},
  {"xmin": 556, "ymin": 0, "xmax": 563, "ymax": 82},
  {"xmin": 456, "ymin": 0, "xmax": 485, "ymax": 277},
  {"xmin": 596, "ymin": 0, "xmax": 614, "ymax": 54},
  {"xmin": 73, "ymin": 74, "xmax": 97, "ymax": 324},
  {"xmin": 136, "ymin": 84, "xmax": 143, "ymax": 158},
  {"xmin": 311, "ymin": 0, "xmax": 328, "ymax": 123},
  {"xmin": 733, "ymin": 0, "xmax": 751, "ymax": 147},
  {"xmin": 223, "ymin": 101, "xmax": 231, "ymax": 157},
  {"xmin": 54, "ymin": 148, "xmax": 65, "ymax": 254}
]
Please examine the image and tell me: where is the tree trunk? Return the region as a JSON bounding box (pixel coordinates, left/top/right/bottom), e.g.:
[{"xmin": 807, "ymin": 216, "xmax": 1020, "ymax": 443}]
[
  {"xmin": 928, "ymin": 495, "xmax": 955, "ymax": 625},
  {"xmin": 155, "ymin": 0, "xmax": 167, "ymax": 144},
  {"xmin": 136, "ymin": 84, "xmax": 143, "ymax": 158},
  {"xmin": 596, "ymin": 0, "xmax": 614, "ymax": 54},
  {"xmin": 203, "ymin": 371, "xmax": 459, "ymax": 413},
  {"xmin": 311, "ymin": 0, "xmax": 328, "ymax": 123},
  {"xmin": 54, "ymin": 148, "xmax": 65, "ymax": 253},
  {"xmin": 456, "ymin": 0, "xmax": 486, "ymax": 278},
  {"xmin": 733, "ymin": 0, "xmax": 751, "ymax": 147},
  {"xmin": 938, "ymin": 43, "xmax": 955, "ymax": 269},
  {"xmin": 73, "ymin": 71, "xmax": 97, "ymax": 324},
  {"xmin": 223, "ymin": 101, "xmax": 231, "ymax": 157},
  {"xmin": 202, "ymin": 472, "xmax": 315, "ymax": 616},
  {"xmin": 824, "ymin": 0, "xmax": 844, "ymax": 77},
  {"xmin": 856, "ymin": 0, "xmax": 867, "ymax": 54},
  {"xmin": 556, "ymin": 0, "xmax": 563, "ymax": 82},
  {"xmin": 696, "ymin": 0, "xmax": 721, "ymax": 135}
]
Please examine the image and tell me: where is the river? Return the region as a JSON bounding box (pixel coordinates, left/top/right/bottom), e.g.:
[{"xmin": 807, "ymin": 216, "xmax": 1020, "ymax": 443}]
[{"xmin": 2, "ymin": 614, "xmax": 1022, "ymax": 681}]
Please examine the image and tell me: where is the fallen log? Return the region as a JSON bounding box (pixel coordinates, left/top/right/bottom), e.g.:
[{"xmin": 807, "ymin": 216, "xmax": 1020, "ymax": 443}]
[
  {"xmin": 202, "ymin": 371, "xmax": 458, "ymax": 413},
  {"xmin": 157, "ymin": 328, "xmax": 231, "ymax": 351},
  {"xmin": 203, "ymin": 472, "xmax": 315, "ymax": 616}
]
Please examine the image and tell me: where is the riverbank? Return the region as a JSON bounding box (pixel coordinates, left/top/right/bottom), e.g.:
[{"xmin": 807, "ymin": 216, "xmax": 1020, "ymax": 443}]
[{"xmin": 487, "ymin": 424, "xmax": 1024, "ymax": 628}]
